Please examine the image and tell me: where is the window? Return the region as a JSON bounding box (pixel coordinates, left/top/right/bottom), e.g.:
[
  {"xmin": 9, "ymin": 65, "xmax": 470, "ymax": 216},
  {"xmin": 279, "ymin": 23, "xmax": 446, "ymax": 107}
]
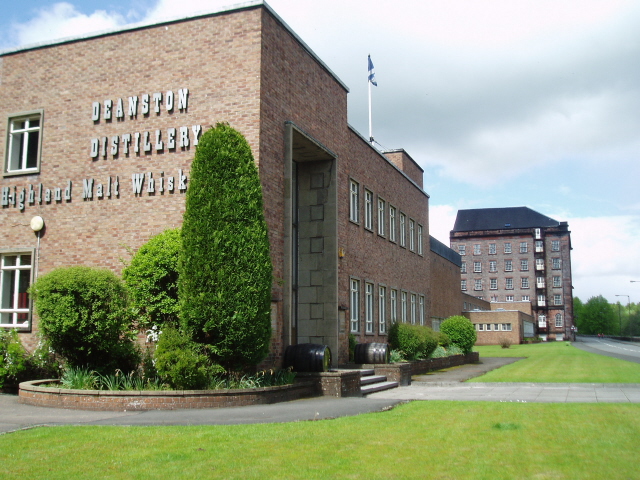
[
  {"xmin": 553, "ymin": 276, "xmax": 561, "ymax": 288},
  {"xmin": 520, "ymin": 242, "xmax": 528, "ymax": 253},
  {"xmin": 473, "ymin": 261, "xmax": 482, "ymax": 273},
  {"xmin": 538, "ymin": 314, "xmax": 547, "ymax": 327},
  {"xmin": 364, "ymin": 189, "xmax": 373, "ymax": 230},
  {"xmin": 555, "ymin": 313, "xmax": 563, "ymax": 327},
  {"xmin": 399, "ymin": 213, "xmax": 406, "ymax": 247},
  {"xmin": 461, "ymin": 280, "xmax": 467, "ymax": 291},
  {"xmin": 419, "ymin": 295, "xmax": 425, "ymax": 326},
  {"xmin": 5, "ymin": 111, "xmax": 43, "ymax": 175},
  {"xmin": 554, "ymin": 294, "xmax": 562, "ymax": 305},
  {"xmin": 502, "ymin": 324, "xmax": 512, "ymax": 331},
  {"xmin": 520, "ymin": 259, "xmax": 529, "ymax": 271},
  {"xmin": 506, "ymin": 295, "xmax": 514, "ymax": 302},
  {"xmin": 350, "ymin": 278, "xmax": 360, "ymax": 332},
  {"xmin": 552, "ymin": 258, "xmax": 561, "ymax": 269},
  {"xmin": 551, "ymin": 240, "xmax": 560, "ymax": 251},
  {"xmin": 534, "ymin": 228, "xmax": 541, "ymax": 239},
  {"xmin": 461, "ymin": 262, "xmax": 467, "ymax": 274},
  {"xmin": 377, "ymin": 198, "xmax": 385, "ymax": 236},
  {"xmin": 536, "ymin": 258, "xmax": 545, "ymax": 271},
  {"xmin": 489, "ymin": 261, "xmax": 497, "ymax": 272},
  {"xmin": 504, "ymin": 243, "xmax": 512, "ymax": 254},
  {"xmin": 538, "ymin": 294, "xmax": 546, "ymax": 306},
  {"xmin": 521, "ymin": 277, "xmax": 529, "ymax": 289},
  {"xmin": 505, "ymin": 278, "xmax": 513, "ymax": 290},
  {"xmin": 473, "ymin": 244, "xmax": 481, "ymax": 255},
  {"xmin": 477, "ymin": 324, "xmax": 484, "ymax": 331},
  {"xmin": 522, "ymin": 295, "xmax": 530, "ymax": 301},
  {"xmin": 458, "ymin": 245, "xmax": 466, "ymax": 256},
  {"xmin": 535, "ymin": 240, "xmax": 544, "ymax": 252},
  {"xmin": 537, "ymin": 276, "xmax": 545, "ymax": 288},
  {"xmin": 349, "ymin": 180, "xmax": 359, "ymax": 223},
  {"xmin": 0, "ymin": 252, "xmax": 33, "ymax": 327},
  {"xmin": 417, "ymin": 225, "xmax": 423, "ymax": 255},
  {"xmin": 390, "ymin": 289, "xmax": 397, "ymax": 324},
  {"xmin": 490, "ymin": 278, "xmax": 497, "ymax": 290},
  {"xmin": 489, "ymin": 243, "xmax": 496, "ymax": 255},
  {"xmin": 365, "ymin": 282, "xmax": 374, "ymax": 333},
  {"xmin": 401, "ymin": 291, "xmax": 408, "ymax": 322},
  {"xmin": 410, "ymin": 293, "xmax": 417, "ymax": 324},
  {"xmin": 378, "ymin": 285, "xmax": 386, "ymax": 334},
  {"xmin": 505, "ymin": 260, "xmax": 513, "ymax": 272},
  {"xmin": 409, "ymin": 219, "xmax": 415, "ymax": 252},
  {"xmin": 389, "ymin": 206, "xmax": 397, "ymax": 242},
  {"xmin": 474, "ymin": 279, "xmax": 482, "ymax": 291}
]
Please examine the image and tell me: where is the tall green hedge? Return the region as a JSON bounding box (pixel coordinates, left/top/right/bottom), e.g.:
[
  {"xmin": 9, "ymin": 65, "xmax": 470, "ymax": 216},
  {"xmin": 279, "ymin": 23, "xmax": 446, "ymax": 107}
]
[
  {"xmin": 30, "ymin": 266, "xmax": 137, "ymax": 372},
  {"xmin": 122, "ymin": 228, "xmax": 181, "ymax": 328},
  {"xmin": 388, "ymin": 323, "xmax": 438, "ymax": 360},
  {"xmin": 440, "ymin": 315, "xmax": 477, "ymax": 354},
  {"xmin": 179, "ymin": 123, "xmax": 272, "ymax": 371}
]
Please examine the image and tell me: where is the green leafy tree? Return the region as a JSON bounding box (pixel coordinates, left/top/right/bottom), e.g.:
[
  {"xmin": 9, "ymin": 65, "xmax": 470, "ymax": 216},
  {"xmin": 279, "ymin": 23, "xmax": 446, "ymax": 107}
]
[
  {"xmin": 573, "ymin": 297, "xmax": 585, "ymax": 332},
  {"xmin": 580, "ymin": 295, "xmax": 616, "ymax": 335},
  {"xmin": 440, "ymin": 315, "xmax": 477, "ymax": 354},
  {"xmin": 179, "ymin": 123, "xmax": 272, "ymax": 371},
  {"xmin": 30, "ymin": 266, "xmax": 137, "ymax": 372},
  {"xmin": 122, "ymin": 228, "xmax": 181, "ymax": 328}
]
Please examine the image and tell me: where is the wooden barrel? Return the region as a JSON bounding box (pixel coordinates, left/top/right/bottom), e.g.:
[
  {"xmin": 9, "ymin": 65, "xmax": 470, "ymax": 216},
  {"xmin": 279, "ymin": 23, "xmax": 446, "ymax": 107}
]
[
  {"xmin": 284, "ymin": 343, "xmax": 332, "ymax": 372},
  {"xmin": 354, "ymin": 342, "xmax": 389, "ymax": 364}
]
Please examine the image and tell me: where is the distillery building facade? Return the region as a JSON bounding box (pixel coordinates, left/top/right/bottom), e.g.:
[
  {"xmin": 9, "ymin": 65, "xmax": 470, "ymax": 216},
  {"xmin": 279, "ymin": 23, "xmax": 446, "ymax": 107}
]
[
  {"xmin": 0, "ymin": 2, "xmax": 451, "ymax": 365},
  {"xmin": 450, "ymin": 207, "xmax": 574, "ymax": 340}
]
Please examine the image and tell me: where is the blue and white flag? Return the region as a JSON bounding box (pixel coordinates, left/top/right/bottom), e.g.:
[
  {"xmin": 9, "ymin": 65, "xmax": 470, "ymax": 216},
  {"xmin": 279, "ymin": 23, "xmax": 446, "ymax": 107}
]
[{"xmin": 368, "ymin": 55, "xmax": 377, "ymax": 86}]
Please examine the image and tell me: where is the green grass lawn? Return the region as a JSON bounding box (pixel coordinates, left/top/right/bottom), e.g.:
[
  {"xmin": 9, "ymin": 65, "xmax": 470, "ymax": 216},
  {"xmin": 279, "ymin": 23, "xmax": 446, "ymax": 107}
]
[
  {"xmin": 2, "ymin": 401, "xmax": 639, "ymax": 480},
  {"xmin": 472, "ymin": 342, "xmax": 640, "ymax": 383}
]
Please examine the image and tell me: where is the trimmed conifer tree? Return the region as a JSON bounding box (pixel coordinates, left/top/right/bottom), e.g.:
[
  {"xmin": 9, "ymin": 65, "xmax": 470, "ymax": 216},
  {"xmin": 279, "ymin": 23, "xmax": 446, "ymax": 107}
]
[{"xmin": 179, "ymin": 123, "xmax": 272, "ymax": 371}]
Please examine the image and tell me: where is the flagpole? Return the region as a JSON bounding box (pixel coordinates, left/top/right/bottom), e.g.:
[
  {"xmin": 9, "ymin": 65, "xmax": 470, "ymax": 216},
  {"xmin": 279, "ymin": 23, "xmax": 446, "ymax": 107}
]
[
  {"xmin": 367, "ymin": 54, "xmax": 377, "ymax": 145},
  {"xmin": 368, "ymin": 73, "xmax": 373, "ymax": 144}
]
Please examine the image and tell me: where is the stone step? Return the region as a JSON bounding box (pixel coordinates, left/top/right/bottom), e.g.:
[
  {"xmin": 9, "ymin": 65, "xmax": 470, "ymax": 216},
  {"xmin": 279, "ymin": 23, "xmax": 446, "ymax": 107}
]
[
  {"xmin": 361, "ymin": 380, "xmax": 399, "ymax": 395},
  {"xmin": 360, "ymin": 374, "xmax": 388, "ymax": 386}
]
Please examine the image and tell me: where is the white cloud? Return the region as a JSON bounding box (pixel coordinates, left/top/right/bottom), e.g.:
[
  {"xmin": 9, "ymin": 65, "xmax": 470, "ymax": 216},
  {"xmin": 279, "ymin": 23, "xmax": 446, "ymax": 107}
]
[
  {"xmin": 11, "ymin": 3, "xmax": 127, "ymax": 47},
  {"xmin": 428, "ymin": 204, "xmax": 457, "ymax": 245}
]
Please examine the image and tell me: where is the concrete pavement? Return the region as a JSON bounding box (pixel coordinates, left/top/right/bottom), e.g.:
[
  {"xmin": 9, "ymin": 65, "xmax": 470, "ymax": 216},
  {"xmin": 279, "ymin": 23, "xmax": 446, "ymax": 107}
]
[{"xmin": 2, "ymin": 355, "xmax": 640, "ymax": 434}]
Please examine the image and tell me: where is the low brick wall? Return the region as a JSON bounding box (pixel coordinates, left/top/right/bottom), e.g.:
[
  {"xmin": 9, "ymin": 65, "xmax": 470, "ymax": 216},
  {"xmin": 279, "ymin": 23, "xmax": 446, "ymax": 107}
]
[
  {"xmin": 295, "ymin": 370, "xmax": 362, "ymax": 397},
  {"xmin": 372, "ymin": 352, "xmax": 479, "ymax": 385},
  {"xmin": 19, "ymin": 379, "xmax": 318, "ymax": 411}
]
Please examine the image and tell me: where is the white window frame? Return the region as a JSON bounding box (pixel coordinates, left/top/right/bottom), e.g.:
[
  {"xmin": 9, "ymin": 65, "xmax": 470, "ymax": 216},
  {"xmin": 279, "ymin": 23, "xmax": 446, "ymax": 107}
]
[
  {"xmin": 364, "ymin": 189, "xmax": 374, "ymax": 230},
  {"xmin": 409, "ymin": 219, "xmax": 415, "ymax": 252},
  {"xmin": 538, "ymin": 294, "xmax": 546, "ymax": 307},
  {"xmin": 473, "ymin": 244, "xmax": 481, "ymax": 255},
  {"xmin": 554, "ymin": 294, "xmax": 562, "ymax": 306},
  {"xmin": 490, "ymin": 278, "xmax": 497, "ymax": 290},
  {"xmin": 410, "ymin": 293, "xmax": 417, "ymax": 324},
  {"xmin": 555, "ymin": 313, "xmax": 563, "ymax": 327},
  {"xmin": 0, "ymin": 251, "xmax": 34, "ymax": 328},
  {"xmin": 474, "ymin": 279, "xmax": 482, "ymax": 291},
  {"xmin": 551, "ymin": 240, "xmax": 560, "ymax": 252},
  {"xmin": 489, "ymin": 261, "xmax": 497, "ymax": 272},
  {"xmin": 506, "ymin": 295, "xmax": 514, "ymax": 302},
  {"xmin": 504, "ymin": 243, "xmax": 512, "ymax": 254},
  {"xmin": 461, "ymin": 262, "xmax": 467, "ymax": 274},
  {"xmin": 365, "ymin": 282, "xmax": 374, "ymax": 333},
  {"xmin": 473, "ymin": 261, "xmax": 482, "ymax": 273},
  {"xmin": 401, "ymin": 291, "xmax": 408, "ymax": 322},
  {"xmin": 378, "ymin": 285, "xmax": 387, "ymax": 334},
  {"xmin": 522, "ymin": 295, "xmax": 530, "ymax": 301},
  {"xmin": 5, "ymin": 111, "xmax": 43, "ymax": 175},
  {"xmin": 553, "ymin": 258, "xmax": 561, "ymax": 269},
  {"xmin": 389, "ymin": 206, "xmax": 396, "ymax": 242},
  {"xmin": 502, "ymin": 323, "xmax": 512, "ymax": 331},
  {"xmin": 399, "ymin": 213, "xmax": 406, "ymax": 247},
  {"xmin": 553, "ymin": 276, "xmax": 561, "ymax": 288},
  {"xmin": 489, "ymin": 243, "xmax": 496, "ymax": 255},
  {"xmin": 377, "ymin": 197, "xmax": 385, "ymax": 236},
  {"xmin": 520, "ymin": 259, "xmax": 528, "ymax": 271},
  {"xmin": 349, "ymin": 180, "xmax": 359, "ymax": 223},
  {"xmin": 419, "ymin": 295, "xmax": 425, "ymax": 326},
  {"xmin": 350, "ymin": 278, "xmax": 360, "ymax": 333},
  {"xmin": 505, "ymin": 278, "xmax": 514, "ymax": 290},
  {"xmin": 458, "ymin": 245, "xmax": 466, "ymax": 256},
  {"xmin": 461, "ymin": 280, "xmax": 467, "ymax": 291},
  {"xmin": 521, "ymin": 277, "xmax": 529, "ymax": 289},
  {"xmin": 417, "ymin": 224, "xmax": 423, "ymax": 255},
  {"xmin": 390, "ymin": 289, "xmax": 398, "ymax": 324},
  {"xmin": 505, "ymin": 260, "xmax": 513, "ymax": 272},
  {"xmin": 520, "ymin": 242, "xmax": 528, "ymax": 253}
]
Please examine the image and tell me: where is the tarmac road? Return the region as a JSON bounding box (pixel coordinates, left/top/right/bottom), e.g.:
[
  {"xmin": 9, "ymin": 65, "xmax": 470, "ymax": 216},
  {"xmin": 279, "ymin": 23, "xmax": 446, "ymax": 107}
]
[{"xmin": 573, "ymin": 335, "xmax": 640, "ymax": 364}]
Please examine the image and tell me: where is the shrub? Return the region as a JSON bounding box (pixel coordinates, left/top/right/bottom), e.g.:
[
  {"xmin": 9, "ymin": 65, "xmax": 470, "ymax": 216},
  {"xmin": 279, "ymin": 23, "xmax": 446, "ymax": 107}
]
[
  {"xmin": 122, "ymin": 228, "xmax": 181, "ymax": 329},
  {"xmin": 348, "ymin": 334, "xmax": 357, "ymax": 362},
  {"xmin": 30, "ymin": 266, "xmax": 137, "ymax": 373},
  {"xmin": 440, "ymin": 316, "xmax": 477, "ymax": 354},
  {"xmin": 388, "ymin": 323, "xmax": 438, "ymax": 360},
  {"xmin": 179, "ymin": 123, "xmax": 272, "ymax": 371},
  {"xmin": 434, "ymin": 331, "xmax": 450, "ymax": 347},
  {"xmin": 499, "ymin": 336, "xmax": 512, "ymax": 349},
  {"xmin": 0, "ymin": 329, "xmax": 27, "ymax": 388},
  {"xmin": 154, "ymin": 327, "xmax": 224, "ymax": 390}
]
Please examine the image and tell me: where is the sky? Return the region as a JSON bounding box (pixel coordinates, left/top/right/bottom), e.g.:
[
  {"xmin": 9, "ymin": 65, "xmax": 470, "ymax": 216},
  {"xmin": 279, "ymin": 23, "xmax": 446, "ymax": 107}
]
[{"xmin": 2, "ymin": 0, "xmax": 640, "ymax": 304}]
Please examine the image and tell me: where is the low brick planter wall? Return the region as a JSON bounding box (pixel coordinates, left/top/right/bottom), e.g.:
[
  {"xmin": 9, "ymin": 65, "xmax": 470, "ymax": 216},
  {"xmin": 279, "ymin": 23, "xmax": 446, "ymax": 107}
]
[
  {"xmin": 295, "ymin": 370, "xmax": 362, "ymax": 397},
  {"xmin": 19, "ymin": 379, "xmax": 318, "ymax": 411}
]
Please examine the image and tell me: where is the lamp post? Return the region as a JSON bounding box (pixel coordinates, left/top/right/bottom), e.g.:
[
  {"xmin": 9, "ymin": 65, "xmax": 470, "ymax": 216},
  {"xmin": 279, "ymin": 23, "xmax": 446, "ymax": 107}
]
[{"xmin": 615, "ymin": 295, "xmax": 630, "ymax": 338}]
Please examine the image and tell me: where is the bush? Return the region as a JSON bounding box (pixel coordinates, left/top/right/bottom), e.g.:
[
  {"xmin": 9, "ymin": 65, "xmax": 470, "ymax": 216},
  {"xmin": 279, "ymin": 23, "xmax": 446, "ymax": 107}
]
[
  {"xmin": 0, "ymin": 329, "xmax": 27, "ymax": 388},
  {"xmin": 434, "ymin": 331, "xmax": 450, "ymax": 347},
  {"xmin": 179, "ymin": 123, "xmax": 272, "ymax": 371},
  {"xmin": 30, "ymin": 266, "xmax": 137, "ymax": 373},
  {"xmin": 499, "ymin": 336, "xmax": 512, "ymax": 349},
  {"xmin": 122, "ymin": 228, "xmax": 181, "ymax": 329},
  {"xmin": 440, "ymin": 316, "xmax": 477, "ymax": 354},
  {"xmin": 388, "ymin": 323, "xmax": 438, "ymax": 360},
  {"xmin": 154, "ymin": 327, "xmax": 224, "ymax": 390}
]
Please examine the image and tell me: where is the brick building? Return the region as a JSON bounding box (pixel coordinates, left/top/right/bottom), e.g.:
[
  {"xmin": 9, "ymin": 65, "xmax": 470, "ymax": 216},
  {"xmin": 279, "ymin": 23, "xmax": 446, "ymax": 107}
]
[
  {"xmin": 451, "ymin": 207, "xmax": 574, "ymax": 340},
  {"xmin": 0, "ymin": 2, "xmax": 457, "ymax": 366}
]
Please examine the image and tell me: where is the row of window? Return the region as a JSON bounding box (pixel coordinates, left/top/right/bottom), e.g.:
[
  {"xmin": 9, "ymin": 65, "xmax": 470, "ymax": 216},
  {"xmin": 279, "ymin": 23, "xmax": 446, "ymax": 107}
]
[
  {"xmin": 468, "ymin": 290, "xmax": 563, "ymax": 306},
  {"xmin": 538, "ymin": 313, "xmax": 564, "ymax": 328},
  {"xmin": 349, "ymin": 278, "xmax": 425, "ymax": 334},
  {"xmin": 457, "ymin": 240, "xmax": 560, "ymax": 256},
  {"xmin": 349, "ymin": 179, "xmax": 423, "ymax": 254},
  {"xmin": 476, "ymin": 323, "xmax": 512, "ymax": 332},
  {"xmin": 0, "ymin": 252, "xmax": 33, "ymax": 327},
  {"xmin": 462, "ymin": 258, "xmax": 562, "ymax": 273},
  {"xmin": 463, "ymin": 276, "xmax": 563, "ymax": 290}
]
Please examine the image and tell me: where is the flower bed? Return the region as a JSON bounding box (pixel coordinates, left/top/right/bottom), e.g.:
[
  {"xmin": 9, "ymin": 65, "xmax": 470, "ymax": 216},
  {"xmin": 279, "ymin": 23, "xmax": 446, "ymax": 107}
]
[{"xmin": 19, "ymin": 379, "xmax": 317, "ymax": 411}]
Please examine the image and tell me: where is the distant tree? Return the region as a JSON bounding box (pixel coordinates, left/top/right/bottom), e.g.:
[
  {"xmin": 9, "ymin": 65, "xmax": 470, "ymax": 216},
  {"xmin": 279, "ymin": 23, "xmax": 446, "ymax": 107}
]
[
  {"xmin": 178, "ymin": 123, "xmax": 272, "ymax": 371},
  {"xmin": 573, "ymin": 297, "xmax": 585, "ymax": 332},
  {"xmin": 580, "ymin": 295, "xmax": 616, "ymax": 335}
]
